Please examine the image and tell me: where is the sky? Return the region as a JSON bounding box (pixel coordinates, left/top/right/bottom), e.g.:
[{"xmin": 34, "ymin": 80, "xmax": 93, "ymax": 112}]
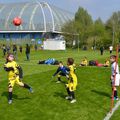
[{"xmin": 0, "ymin": 0, "xmax": 120, "ymax": 22}]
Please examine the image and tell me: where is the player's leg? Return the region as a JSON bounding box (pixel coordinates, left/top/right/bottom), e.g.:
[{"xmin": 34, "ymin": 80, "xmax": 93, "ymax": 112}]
[
  {"xmin": 57, "ymin": 74, "xmax": 62, "ymax": 83},
  {"xmin": 26, "ymin": 53, "xmax": 30, "ymax": 60},
  {"xmin": 58, "ymin": 74, "xmax": 61, "ymax": 81},
  {"xmin": 8, "ymin": 80, "xmax": 15, "ymax": 104},
  {"xmin": 70, "ymin": 91, "xmax": 76, "ymax": 103},
  {"xmin": 113, "ymin": 75, "xmax": 119, "ymax": 100},
  {"xmin": 8, "ymin": 87, "xmax": 13, "ymax": 104},
  {"xmin": 70, "ymin": 77, "xmax": 77, "ymax": 103},
  {"xmin": 57, "ymin": 72, "xmax": 66, "ymax": 83},
  {"xmin": 16, "ymin": 77, "xmax": 33, "ymax": 93},
  {"xmin": 65, "ymin": 85, "xmax": 76, "ymax": 103},
  {"xmin": 65, "ymin": 84, "xmax": 72, "ymax": 100},
  {"xmin": 114, "ymin": 87, "xmax": 118, "ymax": 100},
  {"xmin": 19, "ymin": 82, "xmax": 33, "ymax": 93}
]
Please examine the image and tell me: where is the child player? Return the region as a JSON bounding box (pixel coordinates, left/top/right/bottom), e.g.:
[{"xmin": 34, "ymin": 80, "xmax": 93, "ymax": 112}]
[
  {"xmin": 110, "ymin": 55, "xmax": 120, "ymax": 100},
  {"xmin": 66, "ymin": 58, "xmax": 77, "ymax": 103},
  {"xmin": 4, "ymin": 53, "xmax": 33, "ymax": 104},
  {"xmin": 52, "ymin": 61, "xmax": 69, "ymax": 83},
  {"xmin": 80, "ymin": 57, "xmax": 88, "ymax": 66}
]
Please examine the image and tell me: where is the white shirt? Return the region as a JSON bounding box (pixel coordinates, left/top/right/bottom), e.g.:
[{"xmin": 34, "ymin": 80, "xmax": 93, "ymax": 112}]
[
  {"xmin": 109, "ymin": 46, "xmax": 113, "ymax": 51},
  {"xmin": 111, "ymin": 62, "xmax": 119, "ymax": 76}
]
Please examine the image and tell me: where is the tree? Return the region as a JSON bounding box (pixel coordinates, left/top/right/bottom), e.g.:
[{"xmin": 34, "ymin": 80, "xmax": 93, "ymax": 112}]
[
  {"xmin": 62, "ymin": 20, "xmax": 78, "ymax": 47},
  {"xmin": 75, "ymin": 7, "xmax": 93, "ymax": 47},
  {"xmin": 106, "ymin": 11, "xmax": 120, "ymax": 46},
  {"xmin": 62, "ymin": 7, "xmax": 120, "ymax": 49}
]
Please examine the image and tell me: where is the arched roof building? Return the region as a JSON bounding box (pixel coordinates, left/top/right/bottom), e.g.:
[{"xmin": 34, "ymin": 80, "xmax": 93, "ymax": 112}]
[{"xmin": 0, "ymin": 1, "xmax": 74, "ymax": 33}]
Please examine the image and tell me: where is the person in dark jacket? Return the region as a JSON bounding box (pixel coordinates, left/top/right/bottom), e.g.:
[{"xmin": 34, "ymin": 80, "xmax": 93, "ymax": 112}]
[
  {"xmin": 52, "ymin": 61, "xmax": 70, "ymax": 83},
  {"xmin": 2, "ymin": 44, "xmax": 6, "ymax": 57},
  {"xmin": 13, "ymin": 44, "xmax": 17, "ymax": 55},
  {"xmin": 19, "ymin": 46, "xmax": 22, "ymax": 53},
  {"xmin": 25, "ymin": 44, "xmax": 30, "ymax": 60},
  {"xmin": 34, "ymin": 44, "xmax": 38, "ymax": 51},
  {"xmin": 13, "ymin": 44, "xmax": 17, "ymax": 59},
  {"xmin": 100, "ymin": 46, "xmax": 104, "ymax": 55}
]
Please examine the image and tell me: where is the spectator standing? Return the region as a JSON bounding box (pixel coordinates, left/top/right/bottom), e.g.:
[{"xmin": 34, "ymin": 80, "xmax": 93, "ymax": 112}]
[
  {"xmin": 2, "ymin": 44, "xmax": 6, "ymax": 57},
  {"xmin": 6, "ymin": 45, "xmax": 10, "ymax": 54},
  {"xmin": 100, "ymin": 46, "xmax": 104, "ymax": 55},
  {"xmin": 25, "ymin": 44, "xmax": 30, "ymax": 60},
  {"xmin": 13, "ymin": 44, "xmax": 17, "ymax": 59},
  {"xmin": 34, "ymin": 44, "xmax": 38, "ymax": 51},
  {"xmin": 19, "ymin": 46, "xmax": 22, "ymax": 53},
  {"xmin": 109, "ymin": 46, "xmax": 113, "ymax": 54}
]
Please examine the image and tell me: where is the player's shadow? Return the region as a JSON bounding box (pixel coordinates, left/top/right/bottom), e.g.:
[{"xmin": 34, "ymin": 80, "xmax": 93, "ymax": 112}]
[
  {"xmin": 1, "ymin": 91, "xmax": 30, "ymax": 100},
  {"xmin": 54, "ymin": 92, "xmax": 66, "ymax": 99},
  {"xmin": 91, "ymin": 90, "xmax": 111, "ymax": 98}
]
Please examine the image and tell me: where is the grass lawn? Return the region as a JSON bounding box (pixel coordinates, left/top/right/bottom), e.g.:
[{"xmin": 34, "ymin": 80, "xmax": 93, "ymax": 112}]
[{"xmin": 0, "ymin": 48, "xmax": 119, "ymax": 120}]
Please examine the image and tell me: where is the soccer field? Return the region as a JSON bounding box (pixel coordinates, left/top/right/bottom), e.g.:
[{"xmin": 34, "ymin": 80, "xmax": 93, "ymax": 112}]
[{"xmin": 0, "ymin": 49, "xmax": 119, "ymax": 120}]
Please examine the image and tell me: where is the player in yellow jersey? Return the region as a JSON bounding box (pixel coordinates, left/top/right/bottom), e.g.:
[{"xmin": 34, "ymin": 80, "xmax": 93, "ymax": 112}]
[
  {"xmin": 65, "ymin": 58, "xmax": 77, "ymax": 103},
  {"xmin": 4, "ymin": 53, "xmax": 33, "ymax": 104},
  {"xmin": 80, "ymin": 57, "xmax": 88, "ymax": 66},
  {"xmin": 103, "ymin": 59, "xmax": 110, "ymax": 67}
]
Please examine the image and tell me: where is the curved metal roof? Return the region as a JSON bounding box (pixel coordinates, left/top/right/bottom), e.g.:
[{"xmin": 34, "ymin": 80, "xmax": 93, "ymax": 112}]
[{"xmin": 0, "ymin": 1, "xmax": 74, "ymax": 33}]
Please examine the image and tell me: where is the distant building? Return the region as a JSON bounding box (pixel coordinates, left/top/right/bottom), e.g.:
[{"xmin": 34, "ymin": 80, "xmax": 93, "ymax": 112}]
[{"xmin": 0, "ymin": 1, "xmax": 74, "ymax": 44}]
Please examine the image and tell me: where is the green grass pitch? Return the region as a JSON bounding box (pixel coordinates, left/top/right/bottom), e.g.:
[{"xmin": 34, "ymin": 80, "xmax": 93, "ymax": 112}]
[{"xmin": 0, "ymin": 49, "xmax": 119, "ymax": 120}]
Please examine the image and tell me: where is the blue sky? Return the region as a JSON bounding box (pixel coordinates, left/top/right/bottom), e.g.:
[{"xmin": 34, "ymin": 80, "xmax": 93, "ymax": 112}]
[{"xmin": 0, "ymin": 0, "xmax": 120, "ymax": 22}]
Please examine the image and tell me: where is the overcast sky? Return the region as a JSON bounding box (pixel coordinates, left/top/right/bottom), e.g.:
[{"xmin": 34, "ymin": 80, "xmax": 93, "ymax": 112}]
[{"xmin": 0, "ymin": 0, "xmax": 120, "ymax": 22}]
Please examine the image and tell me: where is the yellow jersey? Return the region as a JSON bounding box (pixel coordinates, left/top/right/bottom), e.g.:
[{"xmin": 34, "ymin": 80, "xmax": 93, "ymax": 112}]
[
  {"xmin": 68, "ymin": 65, "xmax": 77, "ymax": 90},
  {"xmin": 105, "ymin": 60, "xmax": 110, "ymax": 66},
  {"xmin": 81, "ymin": 59, "xmax": 88, "ymax": 66},
  {"xmin": 4, "ymin": 61, "xmax": 19, "ymax": 79},
  {"xmin": 68, "ymin": 82, "xmax": 74, "ymax": 91},
  {"xmin": 69, "ymin": 65, "xmax": 76, "ymax": 77}
]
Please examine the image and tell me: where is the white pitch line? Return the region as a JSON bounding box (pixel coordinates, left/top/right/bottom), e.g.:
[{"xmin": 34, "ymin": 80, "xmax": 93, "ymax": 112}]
[{"xmin": 103, "ymin": 100, "xmax": 120, "ymax": 120}]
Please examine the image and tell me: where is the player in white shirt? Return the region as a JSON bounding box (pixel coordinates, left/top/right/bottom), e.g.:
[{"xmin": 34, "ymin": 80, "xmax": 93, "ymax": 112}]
[
  {"xmin": 109, "ymin": 46, "xmax": 113, "ymax": 54},
  {"xmin": 110, "ymin": 55, "xmax": 120, "ymax": 100}
]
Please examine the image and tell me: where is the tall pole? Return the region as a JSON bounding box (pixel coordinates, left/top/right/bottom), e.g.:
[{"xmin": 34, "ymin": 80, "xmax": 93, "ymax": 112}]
[
  {"xmin": 112, "ymin": 21, "xmax": 115, "ymax": 46},
  {"xmin": 77, "ymin": 34, "xmax": 80, "ymax": 52}
]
